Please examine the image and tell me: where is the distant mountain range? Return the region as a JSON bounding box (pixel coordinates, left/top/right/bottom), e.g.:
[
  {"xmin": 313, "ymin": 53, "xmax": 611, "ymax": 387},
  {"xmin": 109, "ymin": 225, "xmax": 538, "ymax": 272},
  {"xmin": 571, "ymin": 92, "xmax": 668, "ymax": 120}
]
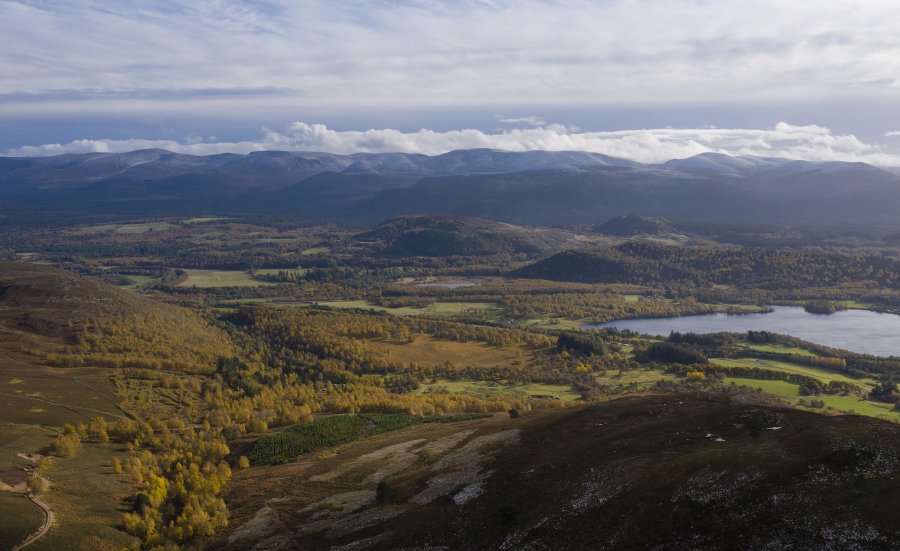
[{"xmin": 2, "ymin": 148, "xmax": 900, "ymax": 230}]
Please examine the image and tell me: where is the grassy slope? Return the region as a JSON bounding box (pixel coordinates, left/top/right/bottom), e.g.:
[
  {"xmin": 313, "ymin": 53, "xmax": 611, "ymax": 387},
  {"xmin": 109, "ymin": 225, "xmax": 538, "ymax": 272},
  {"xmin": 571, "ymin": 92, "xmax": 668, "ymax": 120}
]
[
  {"xmin": 415, "ymin": 379, "xmax": 581, "ymax": 401},
  {"xmin": 0, "ymin": 492, "xmax": 44, "ymax": 550},
  {"xmin": 371, "ymin": 335, "xmax": 529, "ymax": 369},
  {"xmin": 712, "ymin": 357, "xmax": 872, "ymax": 387},
  {"xmin": 178, "ymin": 269, "xmax": 275, "ymax": 288},
  {"xmin": 725, "ymin": 377, "xmax": 899, "ymax": 419},
  {"xmin": 29, "ymin": 444, "xmax": 138, "ymax": 551}
]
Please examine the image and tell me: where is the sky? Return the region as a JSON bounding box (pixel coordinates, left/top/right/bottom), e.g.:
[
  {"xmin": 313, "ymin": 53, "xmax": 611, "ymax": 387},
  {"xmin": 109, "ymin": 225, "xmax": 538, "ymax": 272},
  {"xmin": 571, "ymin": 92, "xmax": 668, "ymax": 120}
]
[{"xmin": 3, "ymin": 0, "xmax": 900, "ymax": 164}]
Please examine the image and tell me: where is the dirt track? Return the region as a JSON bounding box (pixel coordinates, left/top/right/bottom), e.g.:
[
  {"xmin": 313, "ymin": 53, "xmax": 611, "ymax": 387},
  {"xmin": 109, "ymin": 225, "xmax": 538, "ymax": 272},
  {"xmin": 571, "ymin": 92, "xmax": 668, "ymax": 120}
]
[{"xmin": 10, "ymin": 493, "xmax": 52, "ymax": 551}]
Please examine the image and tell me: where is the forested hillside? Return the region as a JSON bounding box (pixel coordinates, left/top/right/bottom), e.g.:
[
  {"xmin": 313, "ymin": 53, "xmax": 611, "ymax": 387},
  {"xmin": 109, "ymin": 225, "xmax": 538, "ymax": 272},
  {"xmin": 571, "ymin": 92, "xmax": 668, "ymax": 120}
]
[
  {"xmin": 513, "ymin": 242, "xmax": 900, "ymax": 290},
  {"xmin": 362, "ymin": 214, "xmax": 580, "ymax": 257},
  {"xmin": 0, "ymin": 261, "xmax": 236, "ymax": 371}
]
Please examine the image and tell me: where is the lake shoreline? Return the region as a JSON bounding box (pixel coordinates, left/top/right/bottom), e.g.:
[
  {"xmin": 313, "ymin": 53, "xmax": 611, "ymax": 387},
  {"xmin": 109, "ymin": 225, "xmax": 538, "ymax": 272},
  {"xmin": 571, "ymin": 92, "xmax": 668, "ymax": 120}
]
[{"xmin": 585, "ymin": 305, "xmax": 900, "ymax": 357}]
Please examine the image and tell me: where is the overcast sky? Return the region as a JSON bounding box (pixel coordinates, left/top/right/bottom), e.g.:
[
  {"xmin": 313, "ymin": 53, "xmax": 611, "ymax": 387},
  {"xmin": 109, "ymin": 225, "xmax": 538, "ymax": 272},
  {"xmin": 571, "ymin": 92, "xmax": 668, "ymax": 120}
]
[{"xmin": 4, "ymin": 0, "xmax": 900, "ymax": 164}]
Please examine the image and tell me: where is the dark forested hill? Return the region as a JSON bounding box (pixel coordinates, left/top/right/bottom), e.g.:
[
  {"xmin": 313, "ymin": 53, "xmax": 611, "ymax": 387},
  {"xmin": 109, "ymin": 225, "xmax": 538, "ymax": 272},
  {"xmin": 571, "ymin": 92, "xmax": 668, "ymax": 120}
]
[
  {"xmin": 595, "ymin": 214, "xmax": 677, "ymax": 236},
  {"xmin": 361, "ymin": 214, "xmax": 584, "ymax": 256},
  {"xmin": 513, "ymin": 242, "xmax": 900, "ymax": 289}
]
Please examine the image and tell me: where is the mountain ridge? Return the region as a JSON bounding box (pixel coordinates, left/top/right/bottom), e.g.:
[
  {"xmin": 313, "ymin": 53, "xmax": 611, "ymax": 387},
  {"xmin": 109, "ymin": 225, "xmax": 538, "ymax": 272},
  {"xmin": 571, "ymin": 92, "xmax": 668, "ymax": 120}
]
[{"xmin": 3, "ymin": 148, "xmax": 900, "ymax": 230}]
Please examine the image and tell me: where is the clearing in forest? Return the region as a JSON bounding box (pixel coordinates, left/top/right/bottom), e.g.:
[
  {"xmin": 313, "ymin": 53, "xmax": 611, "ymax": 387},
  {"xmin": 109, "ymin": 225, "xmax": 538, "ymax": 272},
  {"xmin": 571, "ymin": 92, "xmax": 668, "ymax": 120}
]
[{"xmin": 371, "ymin": 335, "xmax": 531, "ymax": 370}]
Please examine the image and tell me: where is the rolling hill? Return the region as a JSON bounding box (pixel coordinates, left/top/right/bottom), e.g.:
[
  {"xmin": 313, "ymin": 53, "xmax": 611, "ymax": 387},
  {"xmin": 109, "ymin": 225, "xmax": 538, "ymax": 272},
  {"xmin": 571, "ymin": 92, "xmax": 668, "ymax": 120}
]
[
  {"xmin": 361, "ymin": 214, "xmax": 587, "ymax": 257},
  {"xmin": 0, "ymin": 261, "xmax": 235, "ymax": 371}
]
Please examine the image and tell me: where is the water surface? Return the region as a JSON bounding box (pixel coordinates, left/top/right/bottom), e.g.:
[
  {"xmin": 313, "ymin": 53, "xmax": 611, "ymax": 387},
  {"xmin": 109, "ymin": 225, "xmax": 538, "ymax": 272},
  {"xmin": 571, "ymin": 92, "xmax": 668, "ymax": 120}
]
[{"xmin": 587, "ymin": 306, "xmax": 900, "ymax": 357}]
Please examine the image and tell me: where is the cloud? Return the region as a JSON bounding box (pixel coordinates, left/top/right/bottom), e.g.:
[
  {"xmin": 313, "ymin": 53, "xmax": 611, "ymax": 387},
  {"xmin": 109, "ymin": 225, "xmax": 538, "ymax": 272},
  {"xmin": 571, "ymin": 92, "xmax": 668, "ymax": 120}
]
[
  {"xmin": 886, "ymin": 131, "xmax": 900, "ymax": 138},
  {"xmin": 3, "ymin": 1, "xmax": 900, "ymax": 109},
  {"xmin": 497, "ymin": 116, "xmax": 547, "ymax": 126},
  {"xmin": 6, "ymin": 121, "xmax": 900, "ymax": 166}
]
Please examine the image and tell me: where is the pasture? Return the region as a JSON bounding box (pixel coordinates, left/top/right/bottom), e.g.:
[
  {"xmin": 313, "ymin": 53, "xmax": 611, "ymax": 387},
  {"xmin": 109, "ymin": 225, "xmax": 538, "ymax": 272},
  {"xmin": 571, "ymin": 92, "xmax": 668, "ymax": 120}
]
[
  {"xmin": 372, "ymin": 335, "xmax": 530, "ymax": 370},
  {"xmin": 415, "ymin": 379, "xmax": 581, "ymax": 401},
  {"xmin": 254, "ymin": 268, "xmax": 308, "ymax": 278},
  {"xmin": 519, "ymin": 316, "xmax": 587, "ymax": 331},
  {"xmin": 0, "ymin": 366, "xmax": 124, "ymax": 426},
  {"xmin": 711, "ymin": 357, "xmax": 872, "ymax": 387},
  {"xmin": 116, "ymin": 274, "xmax": 157, "ymax": 291},
  {"xmin": 724, "ymin": 377, "xmax": 899, "ymax": 419},
  {"xmin": 594, "ymin": 368, "xmax": 675, "ymax": 388},
  {"xmin": 182, "ymin": 216, "xmax": 229, "ymax": 224},
  {"xmin": 741, "ymin": 343, "xmax": 816, "ymax": 357},
  {"xmin": 301, "ymin": 247, "xmax": 330, "ymax": 255},
  {"xmin": 72, "ymin": 221, "xmax": 177, "ymax": 235},
  {"xmin": 177, "ymin": 269, "xmax": 275, "ymax": 288},
  {"xmin": 31, "ymin": 444, "xmax": 138, "ymax": 551},
  {"xmin": 319, "ymin": 300, "xmax": 502, "ymax": 319}
]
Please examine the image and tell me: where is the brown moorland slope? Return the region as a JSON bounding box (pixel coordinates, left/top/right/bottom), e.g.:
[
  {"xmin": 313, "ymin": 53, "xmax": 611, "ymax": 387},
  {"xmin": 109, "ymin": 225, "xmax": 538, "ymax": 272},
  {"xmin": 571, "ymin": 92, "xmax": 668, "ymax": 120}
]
[
  {"xmin": 217, "ymin": 394, "xmax": 900, "ymax": 550},
  {"xmin": 0, "ymin": 261, "xmax": 235, "ymax": 372}
]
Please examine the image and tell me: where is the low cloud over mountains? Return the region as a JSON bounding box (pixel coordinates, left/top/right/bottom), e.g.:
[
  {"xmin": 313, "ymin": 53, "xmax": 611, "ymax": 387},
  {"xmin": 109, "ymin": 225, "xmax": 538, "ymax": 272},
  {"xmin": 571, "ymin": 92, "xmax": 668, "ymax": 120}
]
[{"xmin": 6, "ymin": 121, "xmax": 900, "ymax": 166}]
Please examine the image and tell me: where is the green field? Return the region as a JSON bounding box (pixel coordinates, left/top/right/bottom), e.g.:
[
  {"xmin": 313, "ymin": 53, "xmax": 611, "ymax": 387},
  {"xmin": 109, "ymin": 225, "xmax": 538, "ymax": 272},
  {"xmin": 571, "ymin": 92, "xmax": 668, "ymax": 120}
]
[
  {"xmin": 301, "ymin": 247, "xmax": 330, "ymax": 255},
  {"xmin": 116, "ymin": 274, "xmax": 157, "ymax": 291},
  {"xmin": 217, "ymin": 298, "xmax": 273, "ymax": 305},
  {"xmin": 594, "ymin": 368, "xmax": 675, "ymax": 388},
  {"xmin": 182, "ymin": 216, "xmax": 229, "ymax": 224},
  {"xmin": 415, "ymin": 379, "xmax": 581, "ymax": 401},
  {"xmin": 711, "ymin": 357, "xmax": 871, "ymax": 387},
  {"xmin": 254, "ymin": 268, "xmax": 308, "ymax": 278},
  {"xmin": 520, "ymin": 316, "xmax": 587, "ymax": 331},
  {"xmin": 319, "ymin": 300, "xmax": 501, "ymax": 319},
  {"xmin": 73, "ymin": 221, "xmax": 177, "ymax": 235},
  {"xmin": 373, "ymin": 335, "xmax": 530, "ymax": 370},
  {"xmin": 741, "ymin": 343, "xmax": 816, "ymax": 356},
  {"xmin": 178, "ymin": 269, "xmax": 275, "ymax": 288},
  {"xmin": 725, "ymin": 377, "xmax": 899, "ymax": 419},
  {"xmin": 725, "ymin": 377, "xmax": 800, "ymax": 397}
]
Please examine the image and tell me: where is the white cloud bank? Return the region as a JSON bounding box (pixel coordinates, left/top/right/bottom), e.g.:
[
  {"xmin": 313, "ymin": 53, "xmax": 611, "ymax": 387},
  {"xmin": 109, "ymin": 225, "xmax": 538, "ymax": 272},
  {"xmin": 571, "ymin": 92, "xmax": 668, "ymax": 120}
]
[{"xmin": 5, "ymin": 122, "xmax": 900, "ymax": 166}]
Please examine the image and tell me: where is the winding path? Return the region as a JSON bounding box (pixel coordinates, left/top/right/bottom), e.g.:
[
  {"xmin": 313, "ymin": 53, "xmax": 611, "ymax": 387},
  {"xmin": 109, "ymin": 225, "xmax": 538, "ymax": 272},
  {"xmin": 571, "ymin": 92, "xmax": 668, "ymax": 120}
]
[{"xmin": 10, "ymin": 493, "xmax": 52, "ymax": 551}]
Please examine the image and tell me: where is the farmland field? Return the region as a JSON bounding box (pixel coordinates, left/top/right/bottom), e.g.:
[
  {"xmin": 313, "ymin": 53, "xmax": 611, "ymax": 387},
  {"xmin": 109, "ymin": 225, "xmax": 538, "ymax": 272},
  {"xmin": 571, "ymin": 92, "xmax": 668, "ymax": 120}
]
[
  {"xmin": 711, "ymin": 357, "xmax": 872, "ymax": 387},
  {"xmin": 301, "ymin": 247, "xmax": 330, "ymax": 255},
  {"xmin": 116, "ymin": 274, "xmax": 157, "ymax": 291},
  {"xmin": 177, "ymin": 269, "xmax": 275, "ymax": 288},
  {"xmin": 319, "ymin": 300, "xmax": 502, "ymax": 319},
  {"xmin": 73, "ymin": 221, "xmax": 178, "ymax": 235},
  {"xmin": 415, "ymin": 379, "xmax": 581, "ymax": 401},
  {"xmin": 520, "ymin": 316, "xmax": 587, "ymax": 331},
  {"xmin": 594, "ymin": 368, "xmax": 675, "ymax": 388},
  {"xmin": 741, "ymin": 343, "xmax": 816, "ymax": 356},
  {"xmin": 372, "ymin": 335, "xmax": 531, "ymax": 369},
  {"xmin": 724, "ymin": 377, "xmax": 899, "ymax": 419},
  {"xmin": 182, "ymin": 216, "xmax": 229, "ymax": 224},
  {"xmin": 253, "ymin": 268, "xmax": 308, "ymax": 277}
]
